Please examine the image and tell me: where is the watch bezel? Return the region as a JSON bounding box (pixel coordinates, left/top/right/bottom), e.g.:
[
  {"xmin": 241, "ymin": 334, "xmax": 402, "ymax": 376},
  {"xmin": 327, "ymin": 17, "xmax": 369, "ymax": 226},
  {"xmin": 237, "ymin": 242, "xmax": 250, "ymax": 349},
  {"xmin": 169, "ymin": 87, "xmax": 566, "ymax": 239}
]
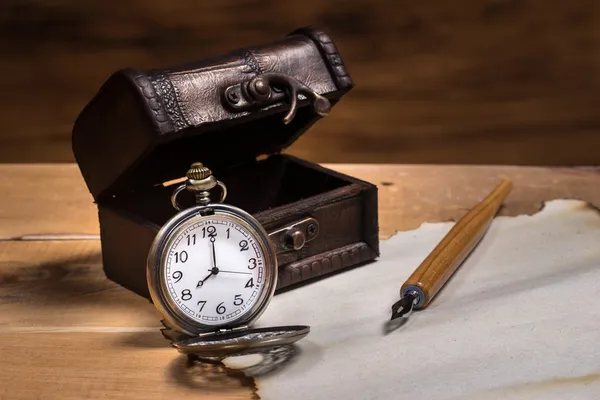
[{"xmin": 147, "ymin": 203, "xmax": 278, "ymax": 336}]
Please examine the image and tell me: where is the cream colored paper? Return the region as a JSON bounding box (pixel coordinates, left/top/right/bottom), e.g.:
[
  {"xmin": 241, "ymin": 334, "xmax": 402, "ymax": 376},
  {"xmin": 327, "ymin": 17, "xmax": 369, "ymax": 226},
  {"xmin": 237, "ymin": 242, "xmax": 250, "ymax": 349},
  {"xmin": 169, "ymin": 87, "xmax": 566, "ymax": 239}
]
[{"xmin": 250, "ymin": 200, "xmax": 600, "ymax": 399}]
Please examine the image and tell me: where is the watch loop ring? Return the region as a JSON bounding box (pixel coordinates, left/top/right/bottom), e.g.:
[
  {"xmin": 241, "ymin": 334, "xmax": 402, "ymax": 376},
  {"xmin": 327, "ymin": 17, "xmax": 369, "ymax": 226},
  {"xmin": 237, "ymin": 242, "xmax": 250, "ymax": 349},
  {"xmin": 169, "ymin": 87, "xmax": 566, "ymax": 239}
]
[
  {"xmin": 171, "ymin": 185, "xmax": 186, "ymax": 211},
  {"xmin": 171, "ymin": 180, "xmax": 228, "ymax": 211},
  {"xmin": 215, "ymin": 180, "xmax": 228, "ymax": 203}
]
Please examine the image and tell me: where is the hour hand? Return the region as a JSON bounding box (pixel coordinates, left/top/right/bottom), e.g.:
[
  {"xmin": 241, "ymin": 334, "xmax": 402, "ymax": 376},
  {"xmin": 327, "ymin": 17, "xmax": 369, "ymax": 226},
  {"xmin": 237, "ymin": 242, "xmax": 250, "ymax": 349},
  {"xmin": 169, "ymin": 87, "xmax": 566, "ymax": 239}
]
[{"xmin": 196, "ymin": 269, "xmax": 216, "ymax": 288}]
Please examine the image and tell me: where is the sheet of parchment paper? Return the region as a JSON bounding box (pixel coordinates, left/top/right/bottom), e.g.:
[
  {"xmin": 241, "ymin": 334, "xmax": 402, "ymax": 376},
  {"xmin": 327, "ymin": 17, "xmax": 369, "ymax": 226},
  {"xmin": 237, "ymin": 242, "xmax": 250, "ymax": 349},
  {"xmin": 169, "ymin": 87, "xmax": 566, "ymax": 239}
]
[{"xmin": 249, "ymin": 200, "xmax": 600, "ymax": 400}]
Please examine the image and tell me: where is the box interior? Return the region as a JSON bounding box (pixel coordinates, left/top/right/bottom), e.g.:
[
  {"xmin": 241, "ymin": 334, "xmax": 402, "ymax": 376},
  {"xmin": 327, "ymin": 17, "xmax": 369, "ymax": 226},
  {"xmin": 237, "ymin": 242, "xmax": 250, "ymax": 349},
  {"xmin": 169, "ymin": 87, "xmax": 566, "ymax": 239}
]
[
  {"xmin": 97, "ymin": 98, "xmax": 342, "ymax": 202},
  {"xmin": 103, "ymin": 154, "xmax": 353, "ymax": 228}
]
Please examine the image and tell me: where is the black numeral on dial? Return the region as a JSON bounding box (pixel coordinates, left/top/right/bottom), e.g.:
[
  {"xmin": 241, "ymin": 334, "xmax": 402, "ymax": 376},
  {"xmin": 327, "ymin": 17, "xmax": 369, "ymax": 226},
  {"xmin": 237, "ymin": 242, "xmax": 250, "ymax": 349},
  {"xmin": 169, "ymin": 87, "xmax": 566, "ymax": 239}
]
[
  {"xmin": 174, "ymin": 251, "xmax": 188, "ymax": 263},
  {"xmin": 197, "ymin": 300, "xmax": 206, "ymax": 312},
  {"xmin": 186, "ymin": 234, "xmax": 196, "ymax": 246},
  {"xmin": 202, "ymin": 226, "xmax": 217, "ymax": 239},
  {"xmin": 234, "ymin": 294, "xmax": 243, "ymax": 306},
  {"xmin": 245, "ymin": 278, "xmax": 254, "ymax": 288},
  {"xmin": 181, "ymin": 289, "xmax": 192, "ymax": 301},
  {"xmin": 248, "ymin": 258, "xmax": 257, "ymax": 269},
  {"xmin": 172, "ymin": 271, "xmax": 183, "ymax": 283},
  {"xmin": 239, "ymin": 240, "xmax": 249, "ymax": 251},
  {"xmin": 216, "ymin": 302, "xmax": 226, "ymax": 315}
]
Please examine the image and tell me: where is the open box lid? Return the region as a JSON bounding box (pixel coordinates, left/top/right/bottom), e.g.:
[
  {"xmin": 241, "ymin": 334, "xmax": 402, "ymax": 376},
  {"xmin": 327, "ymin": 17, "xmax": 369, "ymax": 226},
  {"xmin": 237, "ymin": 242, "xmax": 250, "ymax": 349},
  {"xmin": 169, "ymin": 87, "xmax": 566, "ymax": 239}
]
[{"xmin": 72, "ymin": 27, "xmax": 354, "ymax": 202}]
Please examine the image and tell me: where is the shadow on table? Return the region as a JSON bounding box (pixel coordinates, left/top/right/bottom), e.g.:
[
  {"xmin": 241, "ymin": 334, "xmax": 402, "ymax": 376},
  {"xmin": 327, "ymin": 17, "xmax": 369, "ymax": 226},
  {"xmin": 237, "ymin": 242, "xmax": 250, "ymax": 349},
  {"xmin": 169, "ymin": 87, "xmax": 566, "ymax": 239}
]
[
  {"xmin": 167, "ymin": 344, "xmax": 302, "ymax": 395},
  {"xmin": 118, "ymin": 330, "xmax": 170, "ymax": 348},
  {"xmin": 0, "ymin": 251, "xmax": 157, "ymax": 320}
]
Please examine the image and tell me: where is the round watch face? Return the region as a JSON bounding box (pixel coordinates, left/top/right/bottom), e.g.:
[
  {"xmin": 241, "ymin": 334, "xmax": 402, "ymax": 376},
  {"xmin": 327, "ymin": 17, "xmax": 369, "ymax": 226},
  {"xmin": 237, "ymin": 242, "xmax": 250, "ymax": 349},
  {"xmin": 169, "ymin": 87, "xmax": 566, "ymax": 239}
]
[
  {"xmin": 163, "ymin": 215, "xmax": 266, "ymax": 326},
  {"xmin": 148, "ymin": 205, "xmax": 277, "ymax": 334}
]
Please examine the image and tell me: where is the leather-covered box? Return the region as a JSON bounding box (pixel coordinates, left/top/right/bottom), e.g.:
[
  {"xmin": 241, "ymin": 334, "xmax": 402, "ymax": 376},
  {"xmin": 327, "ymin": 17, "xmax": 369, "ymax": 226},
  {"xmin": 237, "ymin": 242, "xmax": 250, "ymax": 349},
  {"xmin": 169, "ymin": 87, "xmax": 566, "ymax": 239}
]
[{"xmin": 72, "ymin": 26, "xmax": 379, "ymax": 300}]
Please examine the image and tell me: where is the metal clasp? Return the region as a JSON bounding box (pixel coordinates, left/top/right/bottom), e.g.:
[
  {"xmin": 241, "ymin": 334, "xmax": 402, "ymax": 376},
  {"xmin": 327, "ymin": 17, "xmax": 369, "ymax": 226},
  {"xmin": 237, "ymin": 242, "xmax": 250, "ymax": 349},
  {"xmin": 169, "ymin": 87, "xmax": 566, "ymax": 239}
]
[
  {"xmin": 268, "ymin": 217, "xmax": 319, "ymax": 254},
  {"xmin": 223, "ymin": 73, "xmax": 331, "ymax": 125}
]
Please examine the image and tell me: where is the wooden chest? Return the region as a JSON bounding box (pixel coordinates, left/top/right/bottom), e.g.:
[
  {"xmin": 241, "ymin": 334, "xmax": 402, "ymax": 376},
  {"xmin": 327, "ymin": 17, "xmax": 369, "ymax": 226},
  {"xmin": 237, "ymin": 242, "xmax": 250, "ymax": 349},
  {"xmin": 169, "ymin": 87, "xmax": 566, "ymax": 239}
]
[{"xmin": 71, "ymin": 26, "xmax": 380, "ymax": 300}]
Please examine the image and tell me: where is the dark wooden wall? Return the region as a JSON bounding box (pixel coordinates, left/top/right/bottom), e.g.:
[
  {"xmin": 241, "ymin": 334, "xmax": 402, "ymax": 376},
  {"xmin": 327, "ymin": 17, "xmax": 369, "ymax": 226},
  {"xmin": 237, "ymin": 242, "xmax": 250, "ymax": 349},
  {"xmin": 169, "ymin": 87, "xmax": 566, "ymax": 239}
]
[{"xmin": 1, "ymin": 0, "xmax": 599, "ymax": 164}]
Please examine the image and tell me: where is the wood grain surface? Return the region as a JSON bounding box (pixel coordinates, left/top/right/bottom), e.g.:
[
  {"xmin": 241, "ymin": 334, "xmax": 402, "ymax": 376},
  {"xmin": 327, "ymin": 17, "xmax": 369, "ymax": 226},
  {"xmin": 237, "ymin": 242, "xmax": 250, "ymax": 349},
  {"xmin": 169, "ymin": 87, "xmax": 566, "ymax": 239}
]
[
  {"xmin": 3, "ymin": 164, "xmax": 600, "ymax": 239},
  {"xmin": 1, "ymin": 0, "xmax": 600, "ymax": 164},
  {"xmin": 2, "ymin": 163, "xmax": 600, "ymax": 399}
]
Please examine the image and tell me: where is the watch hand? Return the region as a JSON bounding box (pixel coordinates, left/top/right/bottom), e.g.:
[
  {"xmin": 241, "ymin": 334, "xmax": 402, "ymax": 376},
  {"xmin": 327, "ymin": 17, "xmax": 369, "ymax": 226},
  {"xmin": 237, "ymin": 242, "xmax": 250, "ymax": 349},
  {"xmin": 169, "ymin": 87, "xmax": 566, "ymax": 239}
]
[
  {"xmin": 196, "ymin": 267, "xmax": 219, "ymax": 288},
  {"xmin": 217, "ymin": 270, "xmax": 252, "ymax": 275},
  {"xmin": 211, "ymin": 240, "xmax": 217, "ymax": 268}
]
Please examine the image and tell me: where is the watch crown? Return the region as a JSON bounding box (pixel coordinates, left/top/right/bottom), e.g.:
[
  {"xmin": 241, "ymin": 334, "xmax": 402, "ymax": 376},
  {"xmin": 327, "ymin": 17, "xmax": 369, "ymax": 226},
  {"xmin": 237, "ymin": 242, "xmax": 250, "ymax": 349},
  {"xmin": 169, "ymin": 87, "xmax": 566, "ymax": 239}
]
[
  {"xmin": 187, "ymin": 162, "xmax": 212, "ymax": 180},
  {"xmin": 171, "ymin": 162, "xmax": 226, "ymax": 210}
]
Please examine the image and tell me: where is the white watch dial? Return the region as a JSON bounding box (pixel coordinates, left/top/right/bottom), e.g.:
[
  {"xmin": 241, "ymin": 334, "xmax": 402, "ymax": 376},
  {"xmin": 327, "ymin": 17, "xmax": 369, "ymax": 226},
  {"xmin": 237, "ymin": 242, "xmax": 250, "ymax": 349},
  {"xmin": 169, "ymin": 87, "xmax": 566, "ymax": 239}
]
[{"xmin": 163, "ymin": 216, "xmax": 266, "ymax": 326}]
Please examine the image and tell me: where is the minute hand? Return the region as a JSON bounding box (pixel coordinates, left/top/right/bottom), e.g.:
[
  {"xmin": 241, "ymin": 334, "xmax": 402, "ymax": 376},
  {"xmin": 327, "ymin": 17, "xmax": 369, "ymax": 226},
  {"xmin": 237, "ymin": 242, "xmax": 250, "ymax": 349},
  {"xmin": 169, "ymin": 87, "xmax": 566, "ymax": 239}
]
[{"xmin": 211, "ymin": 240, "xmax": 217, "ymax": 268}]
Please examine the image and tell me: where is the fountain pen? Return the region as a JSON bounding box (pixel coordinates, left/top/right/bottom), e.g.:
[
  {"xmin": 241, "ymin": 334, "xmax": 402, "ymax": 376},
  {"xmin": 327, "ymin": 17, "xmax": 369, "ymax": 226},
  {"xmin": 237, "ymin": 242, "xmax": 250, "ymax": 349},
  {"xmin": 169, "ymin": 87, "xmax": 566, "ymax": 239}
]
[{"xmin": 390, "ymin": 178, "xmax": 513, "ymax": 324}]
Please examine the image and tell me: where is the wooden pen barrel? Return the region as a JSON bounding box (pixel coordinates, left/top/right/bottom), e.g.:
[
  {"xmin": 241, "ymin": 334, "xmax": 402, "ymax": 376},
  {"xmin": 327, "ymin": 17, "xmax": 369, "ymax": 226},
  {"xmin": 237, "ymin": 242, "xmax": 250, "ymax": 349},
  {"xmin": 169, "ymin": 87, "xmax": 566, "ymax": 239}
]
[{"xmin": 401, "ymin": 178, "xmax": 512, "ymax": 309}]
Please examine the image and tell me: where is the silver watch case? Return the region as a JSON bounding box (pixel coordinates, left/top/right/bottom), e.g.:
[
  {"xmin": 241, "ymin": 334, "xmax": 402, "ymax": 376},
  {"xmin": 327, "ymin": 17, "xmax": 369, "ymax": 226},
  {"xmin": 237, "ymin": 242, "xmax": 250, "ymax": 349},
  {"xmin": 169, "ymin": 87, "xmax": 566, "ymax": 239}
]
[{"xmin": 147, "ymin": 202, "xmax": 309, "ymax": 358}]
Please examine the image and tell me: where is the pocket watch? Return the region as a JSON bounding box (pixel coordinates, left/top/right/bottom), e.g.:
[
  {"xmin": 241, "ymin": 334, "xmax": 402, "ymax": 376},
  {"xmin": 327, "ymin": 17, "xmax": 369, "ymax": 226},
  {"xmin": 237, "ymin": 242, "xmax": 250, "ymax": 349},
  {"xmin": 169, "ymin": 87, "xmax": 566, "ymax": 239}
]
[{"xmin": 147, "ymin": 162, "xmax": 309, "ymax": 360}]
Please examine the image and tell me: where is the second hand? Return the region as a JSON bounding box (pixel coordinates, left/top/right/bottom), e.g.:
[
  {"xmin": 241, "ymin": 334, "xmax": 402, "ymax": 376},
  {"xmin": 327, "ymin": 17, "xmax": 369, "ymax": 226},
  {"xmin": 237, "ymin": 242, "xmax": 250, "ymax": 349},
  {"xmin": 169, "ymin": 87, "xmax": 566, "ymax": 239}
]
[{"xmin": 210, "ymin": 269, "xmax": 251, "ymax": 275}]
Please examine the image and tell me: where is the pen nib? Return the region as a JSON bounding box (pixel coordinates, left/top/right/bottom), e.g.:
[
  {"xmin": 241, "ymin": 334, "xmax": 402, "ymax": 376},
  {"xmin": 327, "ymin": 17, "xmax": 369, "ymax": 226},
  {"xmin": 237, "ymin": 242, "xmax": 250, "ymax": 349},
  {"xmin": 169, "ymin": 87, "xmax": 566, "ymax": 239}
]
[{"xmin": 390, "ymin": 292, "xmax": 418, "ymax": 322}]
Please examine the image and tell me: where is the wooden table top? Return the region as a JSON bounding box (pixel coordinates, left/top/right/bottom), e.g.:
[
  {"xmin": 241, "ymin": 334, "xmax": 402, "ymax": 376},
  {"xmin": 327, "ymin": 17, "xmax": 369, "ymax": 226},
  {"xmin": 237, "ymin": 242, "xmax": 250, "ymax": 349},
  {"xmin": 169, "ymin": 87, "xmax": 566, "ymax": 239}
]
[{"xmin": 1, "ymin": 163, "xmax": 600, "ymax": 399}]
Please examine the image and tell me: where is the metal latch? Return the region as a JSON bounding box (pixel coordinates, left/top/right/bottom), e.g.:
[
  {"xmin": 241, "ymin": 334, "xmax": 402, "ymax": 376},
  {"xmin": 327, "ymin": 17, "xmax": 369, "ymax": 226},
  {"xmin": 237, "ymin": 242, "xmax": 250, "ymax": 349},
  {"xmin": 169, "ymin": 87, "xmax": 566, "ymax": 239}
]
[
  {"xmin": 268, "ymin": 217, "xmax": 319, "ymax": 254},
  {"xmin": 223, "ymin": 73, "xmax": 331, "ymax": 125}
]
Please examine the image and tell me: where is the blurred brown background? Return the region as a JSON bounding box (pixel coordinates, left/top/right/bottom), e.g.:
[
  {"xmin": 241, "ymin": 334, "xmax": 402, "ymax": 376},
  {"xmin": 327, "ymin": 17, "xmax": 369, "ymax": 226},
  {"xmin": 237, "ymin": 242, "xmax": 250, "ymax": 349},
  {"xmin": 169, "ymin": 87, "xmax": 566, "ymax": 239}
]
[{"xmin": 1, "ymin": 0, "xmax": 599, "ymax": 165}]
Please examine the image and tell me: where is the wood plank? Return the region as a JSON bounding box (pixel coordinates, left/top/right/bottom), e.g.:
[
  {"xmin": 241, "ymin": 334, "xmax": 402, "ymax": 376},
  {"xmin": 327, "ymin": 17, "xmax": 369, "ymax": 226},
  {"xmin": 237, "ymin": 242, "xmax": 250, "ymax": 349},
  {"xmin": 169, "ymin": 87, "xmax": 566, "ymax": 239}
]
[
  {"xmin": 0, "ymin": 240, "xmax": 253, "ymax": 399},
  {"xmin": 1, "ymin": 0, "xmax": 600, "ymax": 164},
  {"xmin": 341, "ymin": 164, "xmax": 600, "ymax": 235},
  {"xmin": 0, "ymin": 333, "xmax": 254, "ymax": 400},
  {"xmin": 0, "ymin": 164, "xmax": 98, "ymax": 239},
  {"xmin": 2, "ymin": 164, "xmax": 600, "ymax": 239}
]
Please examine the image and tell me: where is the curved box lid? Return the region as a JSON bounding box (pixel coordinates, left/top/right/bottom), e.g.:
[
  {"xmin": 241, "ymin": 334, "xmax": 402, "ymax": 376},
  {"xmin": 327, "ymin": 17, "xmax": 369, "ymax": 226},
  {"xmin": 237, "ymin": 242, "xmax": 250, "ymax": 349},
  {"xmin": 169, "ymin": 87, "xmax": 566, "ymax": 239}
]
[{"xmin": 72, "ymin": 27, "xmax": 354, "ymax": 202}]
